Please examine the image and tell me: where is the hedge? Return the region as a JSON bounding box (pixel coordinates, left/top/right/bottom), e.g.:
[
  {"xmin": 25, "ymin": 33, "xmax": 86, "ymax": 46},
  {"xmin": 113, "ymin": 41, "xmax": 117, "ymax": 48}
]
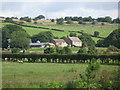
[{"xmin": 2, "ymin": 53, "xmax": 120, "ymax": 65}]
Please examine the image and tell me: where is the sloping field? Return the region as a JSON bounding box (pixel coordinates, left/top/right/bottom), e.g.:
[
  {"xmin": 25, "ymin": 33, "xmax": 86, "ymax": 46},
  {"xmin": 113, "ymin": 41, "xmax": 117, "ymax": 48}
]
[{"xmin": 2, "ymin": 22, "xmax": 118, "ymax": 42}]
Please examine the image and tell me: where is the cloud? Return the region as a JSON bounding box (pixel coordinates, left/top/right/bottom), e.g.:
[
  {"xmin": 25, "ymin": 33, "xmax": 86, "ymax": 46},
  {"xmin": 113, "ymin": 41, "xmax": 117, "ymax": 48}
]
[{"xmin": 1, "ymin": 2, "xmax": 118, "ymax": 19}]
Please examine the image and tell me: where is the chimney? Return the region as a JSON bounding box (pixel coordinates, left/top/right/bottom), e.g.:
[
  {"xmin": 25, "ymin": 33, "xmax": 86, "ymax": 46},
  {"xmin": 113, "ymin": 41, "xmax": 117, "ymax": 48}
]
[{"xmin": 67, "ymin": 35, "xmax": 69, "ymax": 38}]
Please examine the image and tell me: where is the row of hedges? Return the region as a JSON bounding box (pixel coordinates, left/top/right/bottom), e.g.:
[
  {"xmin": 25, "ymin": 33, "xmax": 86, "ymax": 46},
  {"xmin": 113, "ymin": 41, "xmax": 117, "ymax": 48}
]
[
  {"xmin": 2, "ymin": 53, "xmax": 120, "ymax": 64},
  {"xmin": 3, "ymin": 21, "xmax": 64, "ymax": 32}
]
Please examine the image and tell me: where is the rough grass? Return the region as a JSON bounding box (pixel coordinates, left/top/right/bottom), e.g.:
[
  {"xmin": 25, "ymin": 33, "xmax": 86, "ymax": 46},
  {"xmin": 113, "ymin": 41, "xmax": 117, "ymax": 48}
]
[{"xmin": 2, "ymin": 62, "xmax": 119, "ymax": 88}]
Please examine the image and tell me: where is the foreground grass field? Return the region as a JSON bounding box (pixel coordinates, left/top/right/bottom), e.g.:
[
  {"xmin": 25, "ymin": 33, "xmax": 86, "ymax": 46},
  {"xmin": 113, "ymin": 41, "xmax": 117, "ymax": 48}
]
[{"xmin": 2, "ymin": 62, "xmax": 119, "ymax": 88}]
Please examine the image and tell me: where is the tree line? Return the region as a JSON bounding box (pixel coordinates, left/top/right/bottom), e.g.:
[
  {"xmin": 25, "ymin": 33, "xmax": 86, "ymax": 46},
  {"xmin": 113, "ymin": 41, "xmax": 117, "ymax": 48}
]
[{"xmin": 3, "ymin": 15, "xmax": 120, "ymax": 24}]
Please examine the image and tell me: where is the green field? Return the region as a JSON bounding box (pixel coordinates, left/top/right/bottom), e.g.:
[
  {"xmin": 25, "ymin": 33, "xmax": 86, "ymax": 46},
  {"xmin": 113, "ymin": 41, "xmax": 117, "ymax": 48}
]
[
  {"xmin": 28, "ymin": 47, "xmax": 80, "ymax": 51},
  {"xmin": 2, "ymin": 22, "xmax": 118, "ymax": 43},
  {"xmin": 2, "ymin": 62, "xmax": 119, "ymax": 88}
]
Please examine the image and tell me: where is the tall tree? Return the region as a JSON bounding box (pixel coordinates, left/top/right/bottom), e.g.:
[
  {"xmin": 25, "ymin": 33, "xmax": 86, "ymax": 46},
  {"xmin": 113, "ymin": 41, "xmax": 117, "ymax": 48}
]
[
  {"xmin": 34, "ymin": 15, "xmax": 45, "ymax": 20},
  {"xmin": 20, "ymin": 16, "xmax": 31, "ymax": 22},
  {"xmin": 2, "ymin": 24, "xmax": 26, "ymax": 49},
  {"xmin": 31, "ymin": 31, "xmax": 54, "ymax": 43},
  {"xmin": 56, "ymin": 18, "xmax": 64, "ymax": 25},
  {"xmin": 11, "ymin": 31, "xmax": 30, "ymax": 49},
  {"xmin": 78, "ymin": 33, "xmax": 95, "ymax": 46}
]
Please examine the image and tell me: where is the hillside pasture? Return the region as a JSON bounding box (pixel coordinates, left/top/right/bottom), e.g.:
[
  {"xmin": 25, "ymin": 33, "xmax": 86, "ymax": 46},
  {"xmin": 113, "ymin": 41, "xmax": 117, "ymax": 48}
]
[{"xmin": 1, "ymin": 22, "xmax": 118, "ymax": 42}]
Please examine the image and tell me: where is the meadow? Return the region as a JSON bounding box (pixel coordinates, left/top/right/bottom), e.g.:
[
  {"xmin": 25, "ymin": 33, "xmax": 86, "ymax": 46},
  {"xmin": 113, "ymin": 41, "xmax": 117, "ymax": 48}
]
[{"xmin": 2, "ymin": 62, "xmax": 119, "ymax": 88}]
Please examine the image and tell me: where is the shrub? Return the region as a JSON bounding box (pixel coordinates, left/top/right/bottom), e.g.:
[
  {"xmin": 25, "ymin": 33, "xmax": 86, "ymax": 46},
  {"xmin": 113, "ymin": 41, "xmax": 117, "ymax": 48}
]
[
  {"xmin": 11, "ymin": 48, "xmax": 21, "ymax": 53},
  {"xmin": 44, "ymin": 47, "xmax": 56, "ymax": 54},
  {"xmin": 62, "ymin": 47, "xmax": 72, "ymax": 54},
  {"xmin": 77, "ymin": 48, "xmax": 88, "ymax": 54},
  {"xmin": 94, "ymin": 31, "xmax": 100, "ymax": 37}
]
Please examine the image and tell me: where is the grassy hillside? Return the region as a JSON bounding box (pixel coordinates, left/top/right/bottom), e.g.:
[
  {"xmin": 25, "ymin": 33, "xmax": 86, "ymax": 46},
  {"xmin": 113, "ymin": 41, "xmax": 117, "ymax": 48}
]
[
  {"xmin": 2, "ymin": 62, "xmax": 119, "ymax": 88},
  {"xmin": 2, "ymin": 22, "xmax": 118, "ymax": 43}
]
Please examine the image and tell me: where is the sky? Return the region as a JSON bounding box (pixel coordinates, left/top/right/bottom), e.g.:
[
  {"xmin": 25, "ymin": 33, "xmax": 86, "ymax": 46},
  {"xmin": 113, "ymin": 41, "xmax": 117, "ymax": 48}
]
[{"xmin": 1, "ymin": 0, "xmax": 119, "ymax": 19}]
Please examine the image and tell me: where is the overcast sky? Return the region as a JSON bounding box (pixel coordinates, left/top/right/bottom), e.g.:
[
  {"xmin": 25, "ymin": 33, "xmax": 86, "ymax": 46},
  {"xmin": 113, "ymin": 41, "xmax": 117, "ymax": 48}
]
[{"xmin": 1, "ymin": 0, "xmax": 119, "ymax": 19}]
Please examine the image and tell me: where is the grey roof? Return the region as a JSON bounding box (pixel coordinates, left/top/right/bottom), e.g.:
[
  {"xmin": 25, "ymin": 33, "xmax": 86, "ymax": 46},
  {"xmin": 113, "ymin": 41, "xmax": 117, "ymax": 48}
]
[
  {"xmin": 30, "ymin": 43, "xmax": 49, "ymax": 46},
  {"xmin": 53, "ymin": 39, "xmax": 66, "ymax": 43},
  {"xmin": 68, "ymin": 37, "xmax": 81, "ymax": 42}
]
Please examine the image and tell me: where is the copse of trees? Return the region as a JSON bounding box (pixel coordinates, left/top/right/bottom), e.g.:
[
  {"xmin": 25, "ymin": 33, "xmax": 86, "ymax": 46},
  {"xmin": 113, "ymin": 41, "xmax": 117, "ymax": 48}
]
[
  {"xmin": 20, "ymin": 16, "xmax": 31, "ymax": 22},
  {"xmin": 78, "ymin": 33, "xmax": 95, "ymax": 46},
  {"xmin": 112, "ymin": 17, "xmax": 120, "ymax": 23},
  {"xmin": 31, "ymin": 31, "xmax": 54, "ymax": 43},
  {"xmin": 34, "ymin": 15, "xmax": 45, "ymax": 20},
  {"xmin": 2, "ymin": 24, "xmax": 30, "ymax": 49},
  {"xmin": 96, "ymin": 28, "xmax": 120, "ymax": 48},
  {"xmin": 56, "ymin": 18, "xmax": 64, "ymax": 25},
  {"xmin": 97, "ymin": 16, "xmax": 112, "ymax": 23}
]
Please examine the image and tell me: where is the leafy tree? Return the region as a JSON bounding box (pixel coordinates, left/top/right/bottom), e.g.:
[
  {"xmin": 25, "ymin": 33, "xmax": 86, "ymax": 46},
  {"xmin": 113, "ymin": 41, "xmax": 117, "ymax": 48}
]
[
  {"xmin": 96, "ymin": 28, "xmax": 120, "ymax": 48},
  {"xmin": 69, "ymin": 32, "xmax": 76, "ymax": 37},
  {"xmin": 78, "ymin": 20, "xmax": 83, "ymax": 24},
  {"xmin": 11, "ymin": 17, "xmax": 18, "ymax": 19},
  {"xmin": 5, "ymin": 17, "xmax": 13, "ymax": 22},
  {"xmin": 62, "ymin": 47, "xmax": 72, "ymax": 54},
  {"xmin": 11, "ymin": 48, "xmax": 21, "ymax": 53},
  {"xmin": 56, "ymin": 18, "xmax": 64, "ymax": 25},
  {"xmin": 104, "ymin": 16, "xmax": 112, "ymax": 23},
  {"xmin": 87, "ymin": 46, "xmax": 97, "ymax": 54},
  {"xmin": 97, "ymin": 16, "xmax": 112, "ymax": 23},
  {"xmin": 20, "ymin": 16, "xmax": 31, "ymax": 22},
  {"xmin": 83, "ymin": 16, "xmax": 93, "ymax": 22},
  {"xmin": 79, "ymin": 58, "xmax": 101, "ymax": 85},
  {"xmin": 77, "ymin": 48, "xmax": 88, "ymax": 54},
  {"xmin": 101, "ymin": 23, "xmax": 105, "ymax": 25},
  {"xmin": 51, "ymin": 19, "xmax": 55, "ymax": 22},
  {"xmin": 64, "ymin": 16, "xmax": 72, "ymax": 21},
  {"xmin": 60, "ymin": 36, "xmax": 66, "ymax": 39},
  {"xmin": 91, "ymin": 21, "xmax": 96, "ymax": 25},
  {"xmin": 31, "ymin": 31, "xmax": 54, "ymax": 43},
  {"xmin": 2, "ymin": 24, "xmax": 26, "ymax": 49},
  {"xmin": 34, "ymin": 21, "xmax": 37, "ymax": 24},
  {"xmin": 94, "ymin": 31, "xmax": 100, "ymax": 37},
  {"xmin": 56, "ymin": 47, "xmax": 64, "ymax": 54},
  {"xmin": 10, "ymin": 31, "xmax": 30, "ymax": 49},
  {"xmin": 44, "ymin": 47, "xmax": 56, "ymax": 54},
  {"xmin": 34, "ymin": 15, "xmax": 45, "ymax": 20},
  {"xmin": 112, "ymin": 17, "xmax": 120, "ymax": 23},
  {"xmin": 78, "ymin": 34, "xmax": 95, "ymax": 46},
  {"xmin": 66, "ymin": 20, "xmax": 73, "ymax": 24}
]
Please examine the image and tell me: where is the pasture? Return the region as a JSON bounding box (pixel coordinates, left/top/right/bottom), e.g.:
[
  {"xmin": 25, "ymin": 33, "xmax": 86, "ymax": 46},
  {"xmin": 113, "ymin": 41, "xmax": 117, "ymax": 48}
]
[
  {"xmin": 2, "ymin": 62, "xmax": 119, "ymax": 88},
  {"xmin": 2, "ymin": 22, "xmax": 118, "ymax": 42}
]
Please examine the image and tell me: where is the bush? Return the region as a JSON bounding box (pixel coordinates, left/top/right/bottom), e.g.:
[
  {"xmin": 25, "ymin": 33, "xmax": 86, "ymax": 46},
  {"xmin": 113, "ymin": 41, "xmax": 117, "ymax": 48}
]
[
  {"xmin": 11, "ymin": 48, "xmax": 21, "ymax": 53},
  {"xmin": 77, "ymin": 48, "xmax": 88, "ymax": 54},
  {"xmin": 88, "ymin": 46, "xmax": 97, "ymax": 54},
  {"xmin": 94, "ymin": 31, "xmax": 100, "ymax": 37},
  {"xmin": 44, "ymin": 47, "xmax": 56, "ymax": 54},
  {"xmin": 62, "ymin": 47, "xmax": 72, "ymax": 54}
]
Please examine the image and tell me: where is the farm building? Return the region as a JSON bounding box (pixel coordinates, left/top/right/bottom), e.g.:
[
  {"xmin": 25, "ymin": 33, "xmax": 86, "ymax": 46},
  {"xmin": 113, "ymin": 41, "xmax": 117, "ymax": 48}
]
[
  {"xmin": 64, "ymin": 36, "xmax": 82, "ymax": 47},
  {"xmin": 51, "ymin": 39, "xmax": 68, "ymax": 47},
  {"xmin": 30, "ymin": 43, "xmax": 55, "ymax": 48}
]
